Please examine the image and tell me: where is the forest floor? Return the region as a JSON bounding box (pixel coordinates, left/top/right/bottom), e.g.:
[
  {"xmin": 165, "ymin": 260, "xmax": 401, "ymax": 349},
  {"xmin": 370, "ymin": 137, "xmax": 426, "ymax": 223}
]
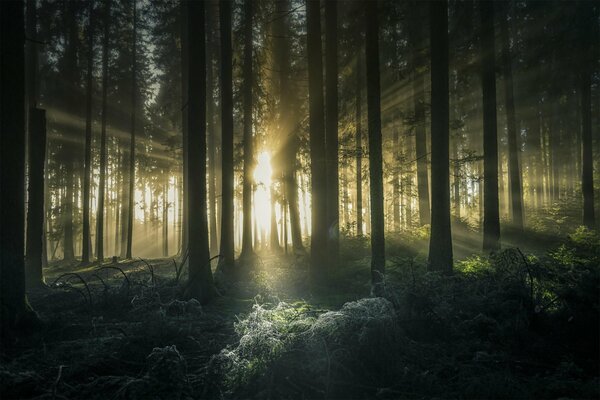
[{"xmin": 1, "ymin": 225, "xmax": 599, "ymax": 399}]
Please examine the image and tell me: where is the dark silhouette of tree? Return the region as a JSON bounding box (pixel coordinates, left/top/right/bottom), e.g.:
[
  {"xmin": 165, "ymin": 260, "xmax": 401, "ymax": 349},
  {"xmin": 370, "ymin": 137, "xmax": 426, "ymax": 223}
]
[
  {"xmin": 408, "ymin": 1, "xmax": 431, "ymax": 226},
  {"xmin": 365, "ymin": 0, "xmax": 385, "ymax": 294},
  {"xmin": 325, "ymin": 0, "xmax": 339, "ymax": 266},
  {"xmin": 241, "ymin": 0, "xmax": 254, "ymax": 259},
  {"xmin": 125, "ymin": 0, "xmax": 137, "ymax": 259},
  {"xmin": 1, "ymin": 0, "xmax": 35, "ymax": 339},
  {"xmin": 218, "ymin": 0, "xmax": 235, "ymax": 271},
  {"xmin": 180, "ymin": 0, "xmax": 189, "ymax": 259},
  {"xmin": 355, "ymin": 51, "xmax": 363, "ymax": 236},
  {"xmin": 580, "ymin": 2, "xmax": 595, "ymax": 229},
  {"xmin": 81, "ymin": 1, "xmax": 95, "ymax": 264},
  {"xmin": 428, "ymin": 0, "xmax": 453, "ymax": 273},
  {"xmin": 207, "ymin": 4, "xmax": 219, "ymax": 257},
  {"xmin": 185, "ymin": 0, "xmax": 214, "ymax": 303},
  {"xmin": 96, "ymin": 0, "xmax": 111, "ymax": 262},
  {"xmin": 307, "ymin": 0, "xmax": 328, "ymax": 281},
  {"xmin": 500, "ymin": 2, "xmax": 523, "ymax": 231},
  {"xmin": 480, "ymin": 0, "xmax": 501, "ymax": 251}
]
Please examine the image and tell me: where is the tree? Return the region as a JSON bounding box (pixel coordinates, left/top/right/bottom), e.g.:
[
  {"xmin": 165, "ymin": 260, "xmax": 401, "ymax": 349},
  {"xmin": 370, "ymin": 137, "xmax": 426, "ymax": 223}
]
[
  {"xmin": 125, "ymin": 0, "xmax": 137, "ymax": 259},
  {"xmin": 81, "ymin": 1, "xmax": 95, "ymax": 264},
  {"xmin": 408, "ymin": 1, "xmax": 431, "ymax": 226},
  {"xmin": 500, "ymin": 2, "xmax": 523, "ymax": 231},
  {"xmin": 325, "ymin": 0, "xmax": 339, "ymax": 266},
  {"xmin": 480, "ymin": 0, "xmax": 501, "ymax": 251},
  {"xmin": 1, "ymin": 0, "xmax": 35, "ymax": 340},
  {"xmin": 207, "ymin": 4, "xmax": 219, "ymax": 257},
  {"xmin": 355, "ymin": 51, "xmax": 363, "ymax": 236},
  {"xmin": 185, "ymin": 0, "xmax": 214, "ymax": 303},
  {"xmin": 579, "ymin": 2, "xmax": 595, "ymax": 229},
  {"xmin": 428, "ymin": 0, "xmax": 453, "ymax": 273},
  {"xmin": 240, "ymin": 0, "xmax": 254, "ymax": 260},
  {"xmin": 218, "ymin": 0, "xmax": 235, "ymax": 271},
  {"xmin": 96, "ymin": 0, "xmax": 111, "ymax": 262},
  {"xmin": 306, "ymin": 0, "xmax": 328, "ymax": 281},
  {"xmin": 365, "ymin": 0, "xmax": 385, "ymax": 294}
]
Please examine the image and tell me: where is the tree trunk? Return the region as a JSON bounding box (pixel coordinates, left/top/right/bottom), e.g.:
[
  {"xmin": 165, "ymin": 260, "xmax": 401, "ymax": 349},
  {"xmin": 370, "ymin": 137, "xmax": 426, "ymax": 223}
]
[
  {"xmin": 1, "ymin": 0, "xmax": 34, "ymax": 339},
  {"xmin": 427, "ymin": 0, "xmax": 453, "ymax": 273},
  {"xmin": 325, "ymin": 0, "xmax": 339, "ymax": 266},
  {"xmin": 409, "ymin": 1, "xmax": 431, "ymax": 226},
  {"xmin": 180, "ymin": 0, "xmax": 189, "ymax": 259},
  {"xmin": 480, "ymin": 0, "xmax": 501, "ymax": 251},
  {"xmin": 81, "ymin": 1, "xmax": 95, "ymax": 264},
  {"xmin": 125, "ymin": 0, "xmax": 137, "ymax": 259},
  {"xmin": 163, "ymin": 182, "xmax": 169, "ymax": 257},
  {"xmin": 355, "ymin": 53, "xmax": 363, "ymax": 236},
  {"xmin": 307, "ymin": 0, "xmax": 328, "ymax": 280},
  {"xmin": 185, "ymin": 0, "xmax": 214, "ymax": 303},
  {"xmin": 25, "ymin": 109, "xmax": 47, "ymax": 288},
  {"xmin": 365, "ymin": 0, "xmax": 385, "ymax": 294},
  {"xmin": 241, "ymin": 0, "xmax": 254, "ymax": 259},
  {"xmin": 500, "ymin": 4, "xmax": 523, "ymax": 230},
  {"xmin": 207, "ymin": 6, "xmax": 218, "ymax": 257},
  {"xmin": 96, "ymin": 0, "xmax": 111, "ymax": 262},
  {"xmin": 218, "ymin": 0, "xmax": 235, "ymax": 271}
]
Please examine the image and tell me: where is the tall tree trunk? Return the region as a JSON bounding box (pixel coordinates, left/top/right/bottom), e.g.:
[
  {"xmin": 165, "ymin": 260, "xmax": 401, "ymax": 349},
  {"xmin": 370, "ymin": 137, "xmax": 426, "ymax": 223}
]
[
  {"xmin": 409, "ymin": 2, "xmax": 431, "ymax": 226},
  {"xmin": 1, "ymin": 0, "xmax": 34, "ymax": 338},
  {"xmin": 81, "ymin": 1, "xmax": 95, "ymax": 264},
  {"xmin": 207, "ymin": 5, "xmax": 218, "ymax": 257},
  {"xmin": 218, "ymin": 0, "xmax": 235, "ymax": 271},
  {"xmin": 365, "ymin": 0, "xmax": 385, "ymax": 294},
  {"xmin": 355, "ymin": 53, "xmax": 363, "ymax": 236},
  {"xmin": 63, "ymin": 155, "xmax": 75, "ymax": 261},
  {"xmin": 480, "ymin": 0, "xmax": 501, "ymax": 251},
  {"xmin": 325, "ymin": 0, "xmax": 339, "ymax": 266},
  {"xmin": 163, "ymin": 181, "xmax": 169, "ymax": 257},
  {"xmin": 307, "ymin": 0, "xmax": 328, "ymax": 280},
  {"xmin": 500, "ymin": 3, "xmax": 523, "ymax": 230},
  {"xmin": 180, "ymin": 0, "xmax": 189, "ymax": 258},
  {"xmin": 96, "ymin": 0, "xmax": 110, "ymax": 262},
  {"xmin": 26, "ymin": 109, "xmax": 47, "ymax": 287},
  {"xmin": 185, "ymin": 0, "xmax": 214, "ymax": 303},
  {"xmin": 392, "ymin": 115, "xmax": 400, "ymax": 230},
  {"xmin": 580, "ymin": 3, "xmax": 595, "ymax": 229},
  {"xmin": 125, "ymin": 0, "xmax": 137, "ymax": 259},
  {"xmin": 428, "ymin": 0, "xmax": 453, "ymax": 273},
  {"xmin": 241, "ymin": 0, "xmax": 254, "ymax": 259}
]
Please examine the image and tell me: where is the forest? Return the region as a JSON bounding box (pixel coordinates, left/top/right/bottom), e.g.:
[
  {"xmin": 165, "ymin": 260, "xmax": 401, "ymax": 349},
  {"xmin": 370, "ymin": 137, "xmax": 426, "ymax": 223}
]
[{"xmin": 1, "ymin": 0, "xmax": 599, "ymax": 398}]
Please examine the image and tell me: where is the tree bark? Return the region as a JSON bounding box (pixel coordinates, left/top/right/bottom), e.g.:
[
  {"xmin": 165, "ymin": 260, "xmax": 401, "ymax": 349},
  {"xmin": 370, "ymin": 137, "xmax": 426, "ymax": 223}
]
[
  {"xmin": 241, "ymin": 0, "xmax": 254, "ymax": 259},
  {"xmin": 81, "ymin": 1, "xmax": 95, "ymax": 264},
  {"xmin": 185, "ymin": 0, "xmax": 214, "ymax": 303},
  {"xmin": 26, "ymin": 109, "xmax": 47, "ymax": 288},
  {"xmin": 427, "ymin": 0, "xmax": 453, "ymax": 273},
  {"xmin": 325, "ymin": 0, "xmax": 339, "ymax": 266},
  {"xmin": 218, "ymin": 0, "xmax": 235, "ymax": 271},
  {"xmin": 365, "ymin": 0, "xmax": 385, "ymax": 294},
  {"xmin": 125, "ymin": 0, "xmax": 137, "ymax": 259},
  {"xmin": 480, "ymin": 0, "xmax": 501, "ymax": 251},
  {"xmin": 96, "ymin": 0, "xmax": 111, "ymax": 262},
  {"xmin": 307, "ymin": 0, "xmax": 328, "ymax": 280},
  {"xmin": 355, "ymin": 53, "xmax": 363, "ymax": 236},
  {"xmin": 207, "ymin": 5, "xmax": 218, "ymax": 257}
]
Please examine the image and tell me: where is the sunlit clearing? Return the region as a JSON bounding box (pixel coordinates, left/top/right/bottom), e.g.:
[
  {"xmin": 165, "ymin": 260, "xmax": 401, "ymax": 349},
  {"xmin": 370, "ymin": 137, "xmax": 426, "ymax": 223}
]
[{"xmin": 253, "ymin": 152, "xmax": 273, "ymax": 239}]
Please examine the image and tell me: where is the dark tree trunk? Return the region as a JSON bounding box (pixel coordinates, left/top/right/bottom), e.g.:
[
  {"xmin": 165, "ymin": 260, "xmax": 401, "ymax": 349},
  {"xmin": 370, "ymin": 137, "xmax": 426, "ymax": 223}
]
[
  {"xmin": 81, "ymin": 1, "xmax": 95, "ymax": 264},
  {"xmin": 427, "ymin": 0, "xmax": 453, "ymax": 273},
  {"xmin": 185, "ymin": 0, "xmax": 214, "ymax": 303},
  {"xmin": 355, "ymin": 53, "xmax": 363, "ymax": 236},
  {"xmin": 365, "ymin": 0, "xmax": 385, "ymax": 294},
  {"xmin": 25, "ymin": 109, "xmax": 47, "ymax": 288},
  {"xmin": 241, "ymin": 0, "xmax": 254, "ymax": 259},
  {"xmin": 325, "ymin": 0, "xmax": 339, "ymax": 266},
  {"xmin": 163, "ymin": 182, "xmax": 169, "ymax": 257},
  {"xmin": 96, "ymin": 0, "xmax": 110, "ymax": 262},
  {"xmin": 307, "ymin": 0, "xmax": 328, "ymax": 280},
  {"xmin": 63, "ymin": 155, "xmax": 75, "ymax": 261},
  {"xmin": 1, "ymin": 0, "xmax": 33, "ymax": 339},
  {"xmin": 409, "ymin": 2, "xmax": 431, "ymax": 226},
  {"xmin": 125, "ymin": 0, "xmax": 137, "ymax": 259},
  {"xmin": 207, "ymin": 6, "xmax": 218, "ymax": 257},
  {"xmin": 480, "ymin": 0, "xmax": 500, "ymax": 251},
  {"xmin": 500, "ymin": 4, "xmax": 523, "ymax": 231},
  {"xmin": 180, "ymin": 0, "xmax": 189, "ymax": 259},
  {"xmin": 218, "ymin": 0, "xmax": 235, "ymax": 271},
  {"xmin": 580, "ymin": 3, "xmax": 595, "ymax": 229}
]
